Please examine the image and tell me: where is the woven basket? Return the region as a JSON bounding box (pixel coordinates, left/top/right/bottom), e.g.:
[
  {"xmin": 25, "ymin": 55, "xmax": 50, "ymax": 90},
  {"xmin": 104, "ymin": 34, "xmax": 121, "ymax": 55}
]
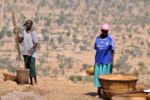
[
  {"xmin": 112, "ymin": 93, "xmax": 146, "ymax": 100},
  {"xmin": 99, "ymin": 74, "xmax": 138, "ymax": 99}
]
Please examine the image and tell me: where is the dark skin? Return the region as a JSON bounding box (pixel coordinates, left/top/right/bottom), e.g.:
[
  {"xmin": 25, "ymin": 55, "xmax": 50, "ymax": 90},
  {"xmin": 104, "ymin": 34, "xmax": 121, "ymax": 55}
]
[
  {"xmin": 18, "ymin": 20, "xmax": 38, "ymax": 85},
  {"xmin": 100, "ymin": 29, "xmax": 114, "ymax": 70},
  {"xmin": 97, "ymin": 29, "xmax": 115, "ymax": 96},
  {"xmin": 18, "ymin": 20, "xmax": 38, "ymax": 55}
]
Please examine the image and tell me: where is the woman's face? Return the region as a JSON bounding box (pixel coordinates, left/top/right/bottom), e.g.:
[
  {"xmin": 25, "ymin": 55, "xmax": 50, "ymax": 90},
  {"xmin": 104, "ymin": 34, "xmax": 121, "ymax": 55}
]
[{"xmin": 101, "ymin": 29, "xmax": 108, "ymax": 34}]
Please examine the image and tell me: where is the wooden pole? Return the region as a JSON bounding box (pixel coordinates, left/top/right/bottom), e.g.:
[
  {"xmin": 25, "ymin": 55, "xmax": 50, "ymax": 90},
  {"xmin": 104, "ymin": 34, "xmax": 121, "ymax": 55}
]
[
  {"xmin": 1, "ymin": 0, "xmax": 4, "ymax": 18},
  {"xmin": 11, "ymin": 10, "xmax": 23, "ymax": 68},
  {"xmin": 0, "ymin": 0, "xmax": 5, "ymax": 29},
  {"xmin": 11, "ymin": 10, "xmax": 29, "ymax": 84}
]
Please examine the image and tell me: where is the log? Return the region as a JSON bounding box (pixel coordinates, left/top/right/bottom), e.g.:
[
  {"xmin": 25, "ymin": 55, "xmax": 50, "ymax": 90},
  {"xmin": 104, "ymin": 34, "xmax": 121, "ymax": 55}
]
[{"xmin": 16, "ymin": 69, "xmax": 29, "ymax": 84}]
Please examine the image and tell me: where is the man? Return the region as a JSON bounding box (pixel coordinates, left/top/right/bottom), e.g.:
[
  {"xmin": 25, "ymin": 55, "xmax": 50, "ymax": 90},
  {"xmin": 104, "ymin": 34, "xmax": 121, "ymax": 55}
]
[{"xmin": 18, "ymin": 20, "xmax": 38, "ymax": 85}]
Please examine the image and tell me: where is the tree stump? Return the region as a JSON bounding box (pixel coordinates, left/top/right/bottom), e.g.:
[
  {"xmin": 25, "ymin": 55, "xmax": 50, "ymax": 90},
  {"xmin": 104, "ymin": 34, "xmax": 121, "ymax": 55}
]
[{"xmin": 16, "ymin": 69, "xmax": 29, "ymax": 84}]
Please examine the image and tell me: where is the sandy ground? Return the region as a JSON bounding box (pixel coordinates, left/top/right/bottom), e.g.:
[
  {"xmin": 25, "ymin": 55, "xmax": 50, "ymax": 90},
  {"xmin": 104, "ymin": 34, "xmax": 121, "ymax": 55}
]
[{"xmin": 0, "ymin": 76, "xmax": 103, "ymax": 100}]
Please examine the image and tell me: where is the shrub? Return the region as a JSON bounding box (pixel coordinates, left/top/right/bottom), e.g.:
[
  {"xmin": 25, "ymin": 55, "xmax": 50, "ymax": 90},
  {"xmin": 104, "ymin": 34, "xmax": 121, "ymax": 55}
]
[
  {"xmin": 131, "ymin": 47, "xmax": 142, "ymax": 57},
  {"xmin": 41, "ymin": 28, "xmax": 49, "ymax": 42},
  {"xmin": 138, "ymin": 62, "xmax": 144, "ymax": 67},
  {"xmin": 8, "ymin": 66, "xmax": 17, "ymax": 73},
  {"xmin": 19, "ymin": 13, "xmax": 26, "ymax": 24},
  {"xmin": 79, "ymin": 45, "xmax": 87, "ymax": 51},
  {"xmin": 0, "ymin": 29, "xmax": 5, "ymax": 39},
  {"xmin": 82, "ymin": 64, "xmax": 89, "ymax": 69},
  {"xmin": 39, "ymin": 0, "xmax": 46, "ymax": 7},
  {"xmin": 57, "ymin": 54, "xmax": 73, "ymax": 69},
  {"xmin": 114, "ymin": 25, "xmax": 121, "ymax": 32},
  {"xmin": 69, "ymin": 75, "xmax": 82, "ymax": 83},
  {"xmin": 147, "ymin": 41, "xmax": 150, "ymax": 48},
  {"xmin": 115, "ymin": 55, "xmax": 130, "ymax": 72},
  {"xmin": 42, "ymin": 67, "xmax": 51, "ymax": 76},
  {"xmin": 57, "ymin": 11, "xmax": 67, "ymax": 25},
  {"xmin": 138, "ymin": 62, "xmax": 147, "ymax": 74},
  {"xmin": 147, "ymin": 51, "xmax": 150, "ymax": 57},
  {"xmin": 147, "ymin": 28, "xmax": 150, "ymax": 36},
  {"xmin": 44, "ymin": 13, "xmax": 52, "ymax": 26},
  {"xmin": 57, "ymin": 35, "xmax": 63, "ymax": 44},
  {"xmin": 59, "ymin": 64, "xmax": 65, "ymax": 69},
  {"xmin": 34, "ymin": 11, "xmax": 40, "ymax": 24},
  {"xmin": 84, "ymin": 76, "xmax": 93, "ymax": 82}
]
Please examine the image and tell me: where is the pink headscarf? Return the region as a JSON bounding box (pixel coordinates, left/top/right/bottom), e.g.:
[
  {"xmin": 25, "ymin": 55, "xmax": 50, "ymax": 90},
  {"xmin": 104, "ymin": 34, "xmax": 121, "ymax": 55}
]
[{"xmin": 101, "ymin": 23, "xmax": 110, "ymax": 30}]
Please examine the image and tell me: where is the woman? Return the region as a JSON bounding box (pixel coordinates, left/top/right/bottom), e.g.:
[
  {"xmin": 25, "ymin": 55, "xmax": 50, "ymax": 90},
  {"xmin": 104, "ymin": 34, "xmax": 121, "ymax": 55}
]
[
  {"xmin": 18, "ymin": 20, "xmax": 38, "ymax": 85},
  {"xmin": 94, "ymin": 23, "xmax": 115, "ymax": 97}
]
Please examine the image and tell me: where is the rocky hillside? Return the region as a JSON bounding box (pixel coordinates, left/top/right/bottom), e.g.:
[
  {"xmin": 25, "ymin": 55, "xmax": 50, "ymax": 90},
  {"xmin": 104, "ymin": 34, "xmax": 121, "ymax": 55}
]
[{"xmin": 0, "ymin": 0, "xmax": 150, "ymax": 86}]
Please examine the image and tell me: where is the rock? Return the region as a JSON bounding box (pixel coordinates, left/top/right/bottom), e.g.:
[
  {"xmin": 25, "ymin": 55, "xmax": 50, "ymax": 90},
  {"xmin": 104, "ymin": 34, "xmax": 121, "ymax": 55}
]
[{"xmin": 1, "ymin": 91, "xmax": 44, "ymax": 100}]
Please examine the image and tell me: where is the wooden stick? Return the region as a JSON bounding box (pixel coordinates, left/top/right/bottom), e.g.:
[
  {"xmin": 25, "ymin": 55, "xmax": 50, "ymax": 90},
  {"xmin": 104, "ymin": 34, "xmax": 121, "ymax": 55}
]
[
  {"xmin": 0, "ymin": 0, "xmax": 5, "ymax": 28},
  {"xmin": 11, "ymin": 10, "xmax": 22, "ymax": 68}
]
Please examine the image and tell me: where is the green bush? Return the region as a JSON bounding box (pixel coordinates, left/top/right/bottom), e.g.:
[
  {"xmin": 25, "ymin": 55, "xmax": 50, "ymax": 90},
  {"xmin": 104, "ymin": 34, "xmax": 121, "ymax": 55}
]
[
  {"xmin": 39, "ymin": 0, "xmax": 46, "ymax": 7},
  {"xmin": 19, "ymin": 13, "xmax": 26, "ymax": 24},
  {"xmin": 42, "ymin": 67, "xmax": 51, "ymax": 76},
  {"xmin": 138, "ymin": 62, "xmax": 144, "ymax": 67},
  {"xmin": 147, "ymin": 41, "xmax": 150, "ymax": 48},
  {"xmin": 82, "ymin": 64, "xmax": 89, "ymax": 69},
  {"xmin": 84, "ymin": 76, "xmax": 93, "ymax": 82},
  {"xmin": 0, "ymin": 25, "xmax": 12, "ymax": 38},
  {"xmin": 114, "ymin": 25, "xmax": 121, "ymax": 32},
  {"xmin": 57, "ymin": 11, "xmax": 67, "ymax": 25},
  {"xmin": 59, "ymin": 64, "xmax": 65, "ymax": 69},
  {"xmin": 69, "ymin": 75, "xmax": 82, "ymax": 83},
  {"xmin": 147, "ymin": 28, "xmax": 150, "ymax": 36},
  {"xmin": 44, "ymin": 13, "xmax": 52, "ymax": 26},
  {"xmin": 8, "ymin": 66, "xmax": 17, "ymax": 72},
  {"xmin": 115, "ymin": 55, "xmax": 131, "ymax": 73},
  {"xmin": 79, "ymin": 45, "xmax": 87, "ymax": 51},
  {"xmin": 34, "ymin": 11, "xmax": 40, "ymax": 24}
]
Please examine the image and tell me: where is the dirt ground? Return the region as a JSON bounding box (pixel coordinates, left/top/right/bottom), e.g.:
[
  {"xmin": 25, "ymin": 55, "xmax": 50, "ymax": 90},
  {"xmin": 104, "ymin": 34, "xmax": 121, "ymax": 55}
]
[{"xmin": 0, "ymin": 75, "xmax": 103, "ymax": 100}]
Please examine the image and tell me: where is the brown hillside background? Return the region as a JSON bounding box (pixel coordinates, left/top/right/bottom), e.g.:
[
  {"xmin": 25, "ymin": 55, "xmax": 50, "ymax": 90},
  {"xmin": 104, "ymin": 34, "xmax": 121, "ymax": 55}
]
[{"xmin": 0, "ymin": 0, "xmax": 150, "ymax": 88}]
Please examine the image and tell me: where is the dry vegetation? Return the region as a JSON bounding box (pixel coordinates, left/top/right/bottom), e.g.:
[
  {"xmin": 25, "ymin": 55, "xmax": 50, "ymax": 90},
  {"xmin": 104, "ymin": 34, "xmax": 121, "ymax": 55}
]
[{"xmin": 0, "ymin": 0, "xmax": 150, "ymax": 87}]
